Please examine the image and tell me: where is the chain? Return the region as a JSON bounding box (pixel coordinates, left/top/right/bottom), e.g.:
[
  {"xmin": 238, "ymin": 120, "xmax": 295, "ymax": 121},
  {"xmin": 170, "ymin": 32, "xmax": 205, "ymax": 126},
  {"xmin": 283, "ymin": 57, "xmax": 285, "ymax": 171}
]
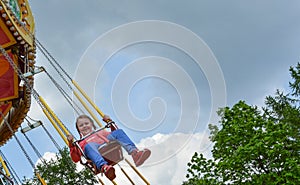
[
  {"xmin": 1, "ymin": 0, "xmax": 75, "ymax": 92},
  {"xmin": 0, "ymin": 43, "xmax": 74, "ymax": 138},
  {"xmin": 0, "ymin": 150, "xmax": 22, "ymax": 184},
  {"xmin": 41, "ymin": 124, "xmax": 62, "ymax": 151},
  {"xmin": 25, "ymin": 116, "xmax": 62, "ymax": 151},
  {"xmin": 44, "ymin": 70, "xmax": 84, "ymax": 115},
  {"xmin": 22, "ymin": 131, "xmax": 46, "ymax": 165},
  {"xmin": 1, "ymin": 0, "xmax": 85, "ymax": 116},
  {"xmin": 0, "ymin": 0, "xmax": 77, "ymax": 137},
  {"xmin": 0, "ymin": 150, "xmax": 21, "ymax": 183},
  {"xmin": 0, "ymin": 112, "xmax": 35, "ymax": 169},
  {"xmin": 0, "ymin": 44, "xmax": 43, "ymax": 108}
]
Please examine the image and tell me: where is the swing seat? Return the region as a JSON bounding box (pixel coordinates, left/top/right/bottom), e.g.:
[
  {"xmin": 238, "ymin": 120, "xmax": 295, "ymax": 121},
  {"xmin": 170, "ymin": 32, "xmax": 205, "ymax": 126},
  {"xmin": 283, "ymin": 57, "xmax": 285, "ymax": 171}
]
[{"xmin": 98, "ymin": 141, "xmax": 123, "ymax": 166}]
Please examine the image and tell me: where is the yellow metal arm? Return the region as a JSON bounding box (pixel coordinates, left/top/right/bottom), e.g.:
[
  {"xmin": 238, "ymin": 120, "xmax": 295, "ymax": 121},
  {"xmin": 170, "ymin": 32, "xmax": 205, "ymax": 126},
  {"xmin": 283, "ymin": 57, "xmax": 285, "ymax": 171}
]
[
  {"xmin": 0, "ymin": 155, "xmax": 10, "ymax": 177},
  {"xmin": 36, "ymin": 172, "xmax": 47, "ymax": 185},
  {"xmin": 72, "ymin": 80, "xmax": 105, "ymax": 118},
  {"xmin": 39, "ymin": 96, "xmax": 70, "ymax": 136}
]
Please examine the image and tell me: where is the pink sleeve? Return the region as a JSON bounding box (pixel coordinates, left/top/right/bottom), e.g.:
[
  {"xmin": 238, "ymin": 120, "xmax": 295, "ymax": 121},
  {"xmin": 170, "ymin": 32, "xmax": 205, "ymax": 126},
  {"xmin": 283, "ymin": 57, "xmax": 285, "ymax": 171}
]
[{"xmin": 68, "ymin": 142, "xmax": 81, "ymax": 163}]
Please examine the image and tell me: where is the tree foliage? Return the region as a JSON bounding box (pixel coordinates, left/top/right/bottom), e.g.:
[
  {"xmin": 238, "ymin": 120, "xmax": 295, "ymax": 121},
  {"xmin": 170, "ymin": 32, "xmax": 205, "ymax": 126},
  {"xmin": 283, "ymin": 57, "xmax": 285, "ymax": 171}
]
[
  {"xmin": 22, "ymin": 147, "xmax": 98, "ymax": 185},
  {"xmin": 184, "ymin": 63, "xmax": 300, "ymax": 185}
]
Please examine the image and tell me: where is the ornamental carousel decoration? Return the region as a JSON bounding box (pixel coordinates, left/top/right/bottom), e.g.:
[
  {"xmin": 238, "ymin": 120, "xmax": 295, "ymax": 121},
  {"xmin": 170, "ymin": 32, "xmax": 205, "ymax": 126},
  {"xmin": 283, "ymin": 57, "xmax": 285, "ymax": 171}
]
[{"xmin": 0, "ymin": 0, "xmax": 35, "ymax": 146}]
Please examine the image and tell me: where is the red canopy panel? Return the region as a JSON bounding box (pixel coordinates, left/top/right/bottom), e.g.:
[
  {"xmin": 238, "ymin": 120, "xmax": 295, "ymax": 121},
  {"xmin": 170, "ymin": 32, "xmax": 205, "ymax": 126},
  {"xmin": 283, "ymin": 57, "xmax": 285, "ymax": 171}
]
[{"xmin": 0, "ymin": 51, "xmax": 18, "ymax": 101}]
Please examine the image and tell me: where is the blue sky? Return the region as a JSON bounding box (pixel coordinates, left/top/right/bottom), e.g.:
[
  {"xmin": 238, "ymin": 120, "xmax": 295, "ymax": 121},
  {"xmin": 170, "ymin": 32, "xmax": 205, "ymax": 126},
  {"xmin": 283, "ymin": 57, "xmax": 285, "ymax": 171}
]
[{"xmin": 1, "ymin": 0, "xmax": 300, "ymax": 184}]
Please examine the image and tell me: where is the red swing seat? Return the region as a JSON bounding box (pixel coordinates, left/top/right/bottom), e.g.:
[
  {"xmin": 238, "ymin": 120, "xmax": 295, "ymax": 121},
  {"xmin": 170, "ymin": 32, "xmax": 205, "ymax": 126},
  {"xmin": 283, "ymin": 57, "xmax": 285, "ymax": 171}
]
[
  {"xmin": 82, "ymin": 141, "xmax": 123, "ymax": 175},
  {"xmin": 98, "ymin": 140, "xmax": 123, "ymax": 166}
]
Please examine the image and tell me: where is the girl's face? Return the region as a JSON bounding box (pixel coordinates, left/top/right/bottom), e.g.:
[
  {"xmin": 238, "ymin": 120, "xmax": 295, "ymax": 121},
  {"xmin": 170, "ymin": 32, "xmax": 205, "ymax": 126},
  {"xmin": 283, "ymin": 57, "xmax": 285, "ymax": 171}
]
[{"xmin": 76, "ymin": 117, "xmax": 94, "ymax": 136}]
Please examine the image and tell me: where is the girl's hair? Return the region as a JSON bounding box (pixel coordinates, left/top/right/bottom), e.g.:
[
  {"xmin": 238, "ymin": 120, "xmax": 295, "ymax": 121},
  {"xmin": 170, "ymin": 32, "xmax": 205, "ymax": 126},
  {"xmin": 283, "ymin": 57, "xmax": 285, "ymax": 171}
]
[{"xmin": 75, "ymin": 115, "xmax": 97, "ymax": 136}]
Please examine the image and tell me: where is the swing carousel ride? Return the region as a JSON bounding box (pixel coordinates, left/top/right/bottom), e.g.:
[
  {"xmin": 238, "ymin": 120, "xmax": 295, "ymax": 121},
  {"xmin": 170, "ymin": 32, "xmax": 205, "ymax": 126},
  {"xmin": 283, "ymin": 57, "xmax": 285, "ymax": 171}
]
[
  {"xmin": 0, "ymin": 0, "xmax": 35, "ymax": 146},
  {"xmin": 0, "ymin": 1, "xmax": 150, "ymax": 184}
]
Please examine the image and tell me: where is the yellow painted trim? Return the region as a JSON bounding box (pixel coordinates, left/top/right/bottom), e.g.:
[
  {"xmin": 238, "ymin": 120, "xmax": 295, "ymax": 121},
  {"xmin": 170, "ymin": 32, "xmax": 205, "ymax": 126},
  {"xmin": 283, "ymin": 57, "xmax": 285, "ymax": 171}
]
[
  {"xmin": 22, "ymin": 0, "xmax": 35, "ymax": 33},
  {"xmin": 0, "ymin": 19, "xmax": 17, "ymax": 48},
  {"xmin": 12, "ymin": 52, "xmax": 18, "ymax": 98}
]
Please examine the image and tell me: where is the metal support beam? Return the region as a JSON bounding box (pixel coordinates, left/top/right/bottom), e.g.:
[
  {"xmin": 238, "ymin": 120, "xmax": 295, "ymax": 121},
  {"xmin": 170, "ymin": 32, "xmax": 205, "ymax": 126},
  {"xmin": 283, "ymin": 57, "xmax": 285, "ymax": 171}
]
[
  {"xmin": 22, "ymin": 66, "xmax": 44, "ymax": 78},
  {"xmin": 21, "ymin": 120, "xmax": 42, "ymax": 133}
]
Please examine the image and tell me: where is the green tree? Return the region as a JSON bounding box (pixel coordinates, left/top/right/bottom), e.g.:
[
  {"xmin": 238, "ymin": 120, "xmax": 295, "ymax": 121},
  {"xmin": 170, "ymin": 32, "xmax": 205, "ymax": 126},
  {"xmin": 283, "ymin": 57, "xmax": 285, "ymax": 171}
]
[
  {"xmin": 184, "ymin": 63, "xmax": 300, "ymax": 185},
  {"xmin": 22, "ymin": 147, "xmax": 98, "ymax": 185}
]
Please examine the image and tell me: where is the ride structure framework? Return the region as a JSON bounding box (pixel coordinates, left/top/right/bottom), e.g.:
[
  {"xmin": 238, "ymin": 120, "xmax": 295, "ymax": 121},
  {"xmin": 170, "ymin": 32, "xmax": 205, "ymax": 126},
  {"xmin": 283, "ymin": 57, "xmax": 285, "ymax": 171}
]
[
  {"xmin": 0, "ymin": 1, "xmax": 151, "ymax": 184},
  {"xmin": 0, "ymin": 0, "xmax": 35, "ymax": 146}
]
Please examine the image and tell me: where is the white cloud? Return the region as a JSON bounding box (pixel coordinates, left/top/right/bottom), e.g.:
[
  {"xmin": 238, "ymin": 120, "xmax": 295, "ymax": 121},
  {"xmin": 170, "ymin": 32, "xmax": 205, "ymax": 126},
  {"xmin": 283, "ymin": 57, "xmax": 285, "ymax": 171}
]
[
  {"xmin": 134, "ymin": 132, "xmax": 212, "ymax": 185},
  {"xmin": 35, "ymin": 152, "xmax": 57, "ymax": 167}
]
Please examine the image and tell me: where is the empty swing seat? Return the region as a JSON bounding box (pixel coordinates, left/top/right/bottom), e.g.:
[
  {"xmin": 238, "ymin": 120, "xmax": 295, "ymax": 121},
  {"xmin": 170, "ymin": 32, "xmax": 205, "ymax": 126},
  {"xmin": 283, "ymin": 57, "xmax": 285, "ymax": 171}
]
[{"xmin": 98, "ymin": 141, "xmax": 123, "ymax": 166}]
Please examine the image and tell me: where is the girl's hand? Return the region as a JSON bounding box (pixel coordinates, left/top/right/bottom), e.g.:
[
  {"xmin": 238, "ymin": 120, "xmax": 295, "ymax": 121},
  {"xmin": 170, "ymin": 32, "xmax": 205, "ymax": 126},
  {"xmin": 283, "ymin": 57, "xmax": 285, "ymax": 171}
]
[
  {"xmin": 67, "ymin": 135, "xmax": 74, "ymax": 142},
  {"xmin": 103, "ymin": 115, "xmax": 111, "ymax": 123}
]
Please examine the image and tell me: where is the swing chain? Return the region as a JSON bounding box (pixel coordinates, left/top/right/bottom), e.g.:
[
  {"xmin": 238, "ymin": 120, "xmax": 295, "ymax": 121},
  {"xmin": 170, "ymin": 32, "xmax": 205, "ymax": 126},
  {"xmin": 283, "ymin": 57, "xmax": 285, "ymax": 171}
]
[{"xmin": 0, "ymin": 112, "xmax": 36, "ymax": 169}]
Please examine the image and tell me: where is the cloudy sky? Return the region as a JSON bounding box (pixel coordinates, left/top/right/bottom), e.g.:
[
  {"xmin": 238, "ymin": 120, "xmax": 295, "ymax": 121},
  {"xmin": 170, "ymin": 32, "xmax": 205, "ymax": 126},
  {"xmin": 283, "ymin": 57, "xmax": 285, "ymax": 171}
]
[{"xmin": 1, "ymin": 0, "xmax": 300, "ymax": 185}]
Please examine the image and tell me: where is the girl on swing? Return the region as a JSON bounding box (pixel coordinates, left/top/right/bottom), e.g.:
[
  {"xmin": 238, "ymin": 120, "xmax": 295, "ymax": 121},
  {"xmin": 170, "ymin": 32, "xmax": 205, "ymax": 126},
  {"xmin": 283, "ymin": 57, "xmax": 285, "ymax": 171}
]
[{"xmin": 67, "ymin": 114, "xmax": 151, "ymax": 181}]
